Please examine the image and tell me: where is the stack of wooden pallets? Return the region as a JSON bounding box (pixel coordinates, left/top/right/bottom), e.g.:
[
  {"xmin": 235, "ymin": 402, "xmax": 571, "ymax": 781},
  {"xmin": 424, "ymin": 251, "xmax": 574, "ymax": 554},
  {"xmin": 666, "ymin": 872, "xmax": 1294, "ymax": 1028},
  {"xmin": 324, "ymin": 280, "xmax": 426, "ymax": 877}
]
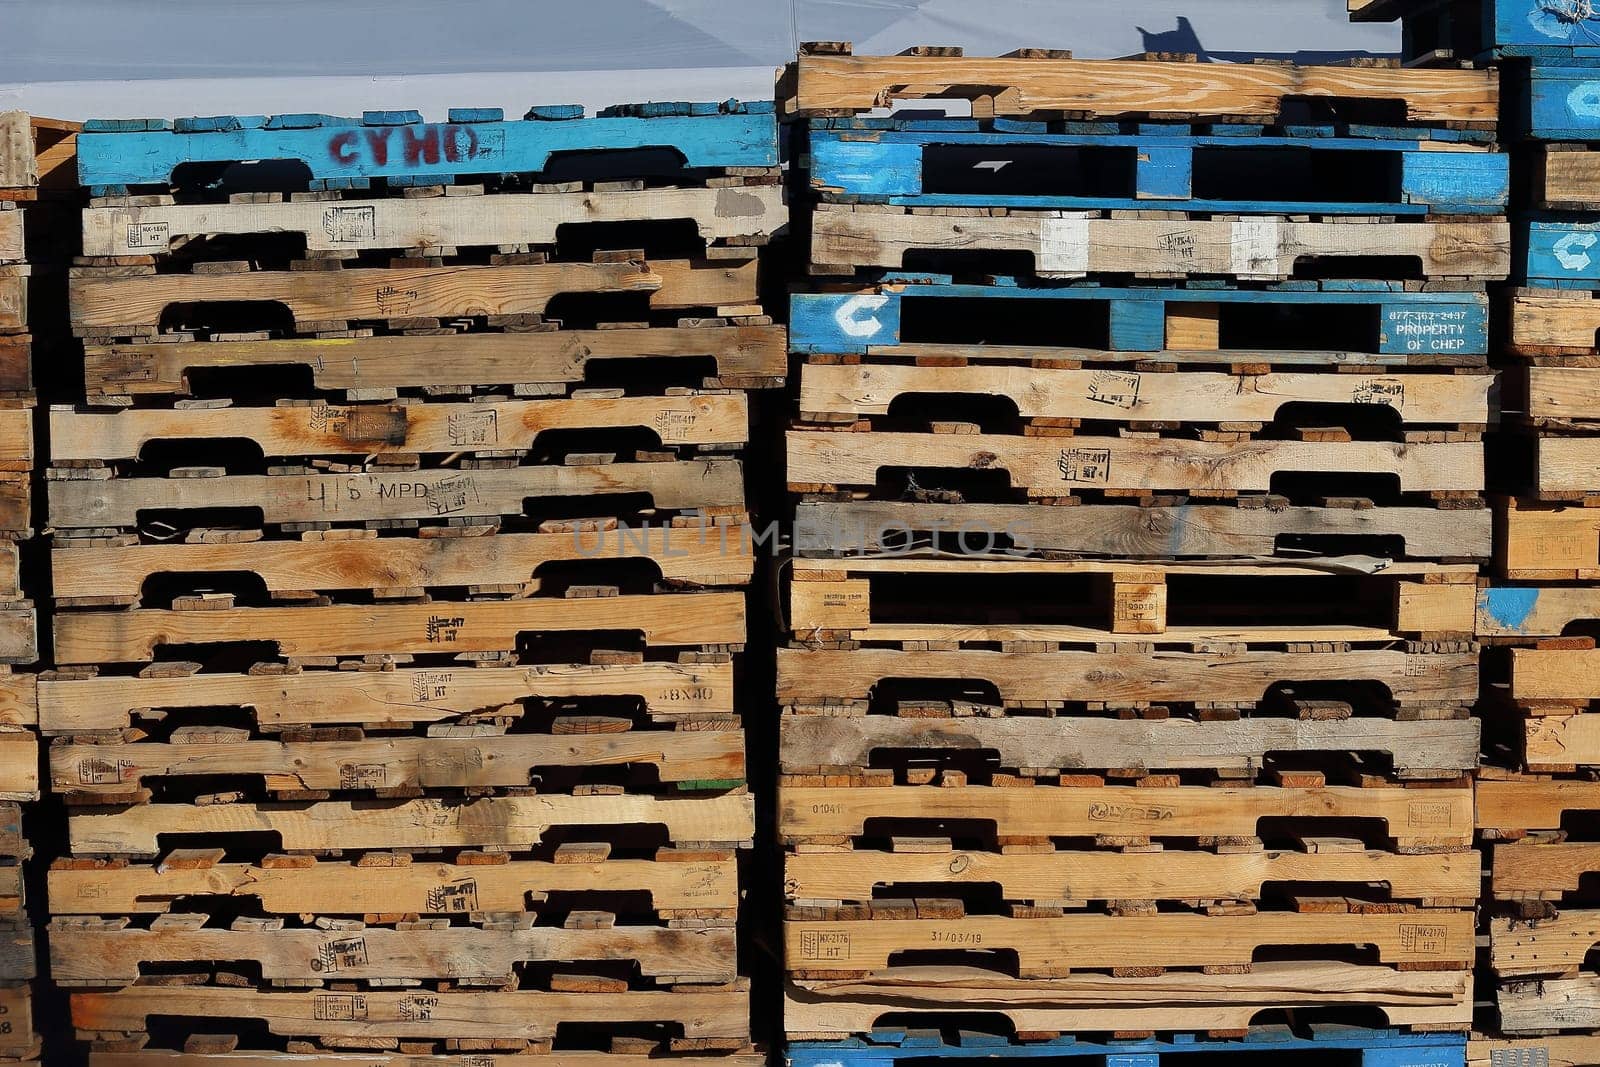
[
  {"xmin": 0, "ymin": 109, "xmax": 78, "ymax": 1067},
  {"xmin": 776, "ymin": 43, "xmax": 1506, "ymax": 1067},
  {"xmin": 1353, "ymin": 2, "xmax": 1600, "ymax": 1063},
  {"xmin": 41, "ymin": 103, "xmax": 782, "ymax": 1064}
]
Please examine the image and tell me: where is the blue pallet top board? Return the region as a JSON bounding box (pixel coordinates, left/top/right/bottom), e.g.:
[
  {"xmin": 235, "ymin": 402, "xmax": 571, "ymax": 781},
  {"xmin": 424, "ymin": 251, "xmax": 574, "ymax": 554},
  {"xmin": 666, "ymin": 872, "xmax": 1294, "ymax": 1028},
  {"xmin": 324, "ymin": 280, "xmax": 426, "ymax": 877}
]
[
  {"xmin": 791, "ymin": 280, "xmax": 1489, "ymax": 356},
  {"xmin": 1526, "ymin": 218, "xmax": 1600, "ymax": 284},
  {"xmin": 1357, "ymin": 0, "xmax": 1600, "ymax": 59},
  {"xmin": 77, "ymin": 101, "xmax": 778, "ymax": 188},
  {"xmin": 807, "ymin": 127, "xmax": 1508, "ymax": 215},
  {"xmin": 787, "ymin": 1028, "xmax": 1467, "ymax": 1067},
  {"xmin": 1509, "ymin": 65, "xmax": 1600, "ymax": 140}
]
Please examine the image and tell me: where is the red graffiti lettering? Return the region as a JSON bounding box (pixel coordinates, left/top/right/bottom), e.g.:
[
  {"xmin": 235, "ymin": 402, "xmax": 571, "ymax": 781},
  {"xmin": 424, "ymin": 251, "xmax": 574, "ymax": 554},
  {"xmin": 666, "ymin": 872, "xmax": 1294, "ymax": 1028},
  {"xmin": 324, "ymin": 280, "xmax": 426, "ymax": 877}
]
[
  {"xmin": 362, "ymin": 127, "xmax": 392, "ymax": 166},
  {"xmin": 443, "ymin": 124, "xmax": 478, "ymax": 164},
  {"xmin": 328, "ymin": 131, "xmax": 359, "ymax": 165},
  {"xmin": 400, "ymin": 125, "xmax": 440, "ymax": 167}
]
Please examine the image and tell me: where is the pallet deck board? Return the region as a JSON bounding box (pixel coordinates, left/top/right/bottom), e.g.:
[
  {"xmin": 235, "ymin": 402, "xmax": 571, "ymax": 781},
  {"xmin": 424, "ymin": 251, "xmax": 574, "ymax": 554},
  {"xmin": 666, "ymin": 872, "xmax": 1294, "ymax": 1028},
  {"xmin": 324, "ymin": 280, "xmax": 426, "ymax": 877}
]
[
  {"xmin": 68, "ymin": 794, "xmax": 757, "ymax": 855},
  {"xmin": 49, "ymin": 393, "xmax": 751, "ymax": 459},
  {"xmin": 812, "ymin": 207, "xmax": 1512, "ymax": 280},
  {"xmin": 1498, "ymin": 974, "xmax": 1600, "ymax": 1033},
  {"xmin": 781, "ymin": 51, "xmax": 1498, "ymax": 123},
  {"xmin": 797, "ymin": 361, "xmax": 1496, "ymax": 425},
  {"xmin": 787, "ymin": 430, "xmax": 1485, "ymax": 495},
  {"xmin": 51, "ymin": 593, "xmax": 747, "ymax": 664},
  {"xmin": 52, "ymin": 523, "xmax": 754, "ymax": 600},
  {"xmin": 1475, "ymin": 779, "xmax": 1600, "ymax": 833},
  {"xmin": 51, "ymin": 922, "xmax": 737, "ymax": 984},
  {"xmin": 778, "ymin": 646, "xmax": 1481, "ymax": 706},
  {"xmin": 47, "ymin": 457, "xmax": 745, "ymax": 529},
  {"xmin": 49, "ymin": 854, "xmax": 738, "ymax": 915},
  {"xmin": 68, "ymin": 258, "xmax": 759, "ymax": 334},
  {"xmin": 783, "ymin": 961, "xmax": 1473, "ymax": 1033},
  {"xmin": 787, "ymin": 846, "xmax": 1480, "ymax": 904},
  {"xmin": 1492, "ymin": 839, "xmax": 1600, "ymax": 898},
  {"xmin": 37, "ymin": 661, "xmax": 735, "ymax": 733},
  {"xmin": 50, "ymin": 729, "xmax": 747, "ymax": 795},
  {"xmin": 1491, "ymin": 910, "xmax": 1600, "ymax": 976},
  {"xmin": 780, "ymin": 783, "xmax": 1473, "ymax": 847},
  {"xmin": 80, "ymin": 184, "xmax": 787, "ymax": 258},
  {"xmin": 75, "ymin": 105, "xmax": 778, "ymax": 189},
  {"xmin": 1478, "ymin": 586, "xmax": 1600, "ymax": 638},
  {"xmin": 80, "ymin": 325, "xmax": 788, "ymax": 399},
  {"xmin": 780, "ymin": 713, "xmax": 1481, "ymax": 776}
]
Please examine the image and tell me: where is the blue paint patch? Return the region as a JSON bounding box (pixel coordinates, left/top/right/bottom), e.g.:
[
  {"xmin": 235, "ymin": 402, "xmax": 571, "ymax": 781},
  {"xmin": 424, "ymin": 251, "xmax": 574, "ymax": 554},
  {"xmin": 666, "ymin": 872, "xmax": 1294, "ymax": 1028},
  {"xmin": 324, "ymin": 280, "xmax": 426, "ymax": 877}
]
[{"xmin": 1481, "ymin": 586, "xmax": 1542, "ymax": 631}]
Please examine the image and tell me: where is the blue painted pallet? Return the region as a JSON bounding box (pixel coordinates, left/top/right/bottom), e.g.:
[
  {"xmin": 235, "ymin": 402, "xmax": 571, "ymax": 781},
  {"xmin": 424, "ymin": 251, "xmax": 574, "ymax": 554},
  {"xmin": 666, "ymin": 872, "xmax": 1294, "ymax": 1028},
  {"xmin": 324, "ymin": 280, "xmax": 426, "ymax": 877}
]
[
  {"xmin": 808, "ymin": 125, "xmax": 1508, "ymax": 215},
  {"xmin": 1506, "ymin": 65, "xmax": 1600, "ymax": 140},
  {"xmin": 791, "ymin": 275, "xmax": 1489, "ymax": 356},
  {"xmin": 1367, "ymin": 0, "xmax": 1600, "ymax": 60},
  {"xmin": 76, "ymin": 101, "xmax": 777, "ymax": 192},
  {"xmin": 1523, "ymin": 218, "xmax": 1600, "ymax": 286},
  {"xmin": 788, "ymin": 1028, "xmax": 1466, "ymax": 1067}
]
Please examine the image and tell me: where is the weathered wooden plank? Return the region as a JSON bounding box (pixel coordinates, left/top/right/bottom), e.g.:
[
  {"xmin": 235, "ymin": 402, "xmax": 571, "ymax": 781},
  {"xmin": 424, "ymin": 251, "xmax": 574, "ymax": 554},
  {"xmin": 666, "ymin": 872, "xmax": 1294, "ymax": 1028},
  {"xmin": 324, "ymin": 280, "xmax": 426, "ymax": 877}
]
[
  {"xmin": 784, "ymin": 962, "xmax": 1472, "ymax": 1033},
  {"xmin": 50, "ymin": 393, "xmax": 749, "ymax": 460},
  {"xmin": 1522, "ymin": 714, "xmax": 1600, "ymax": 768},
  {"xmin": 53, "ymin": 523, "xmax": 754, "ymax": 600},
  {"xmin": 71, "ymin": 984, "xmax": 751, "ymax": 1041},
  {"xmin": 780, "ymin": 784, "xmax": 1473, "ymax": 847},
  {"xmin": 1478, "ymin": 586, "xmax": 1600, "ymax": 638},
  {"xmin": 780, "ymin": 714, "xmax": 1480, "ymax": 775},
  {"xmin": 795, "ymin": 499, "xmax": 1492, "ymax": 561},
  {"xmin": 51, "ymin": 729, "xmax": 745, "ymax": 794},
  {"xmin": 82, "ymin": 325, "xmax": 787, "ymax": 399},
  {"xmin": 0, "ymin": 210, "xmax": 20, "ymax": 264},
  {"xmin": 1534, "ymin": 437, "xmax": 1600, "ymax": 494},
  {"xmin": 777, "ymin": 647, "xmax": 1481, "ymax": 706},
  {"xmin": 1498, "ymin": 498, "xmax": 1600, "ymax": 579},
  {"xmin": 1469, "ymin": 1034, "xmax": 1600, "ymax": 1067},
  {"xmin": 0, "ymin": 605, "xmax": 38, "ymax": 666},
  {"xmin": 50, "ymin": 854, "xmax": 738, "ymax": 915},
  {"xmin": 798, "ymin": 361, "xmax": 1494, "ymax": 424},
  {"xmin": 0, "ymin": 982, "xmax": 31, "ymax": 1060},
  {"xmin": 787, "ymin": 430, "xmax": 1484, "ymax": 494},
  {"xmin": 83, "ymin": 185, "xmax": 787, "ymax": 257},
  {"xmin": 1510, "ymin": 647, "xmax": 1600, "ymax": 703},
  {"xmin": 783, "ymin": 53, "xmax": 1498, "ymax": 123},
  {"xmin": 785, "ymin": 912, "xmax": 1473, "ymax": 972},
  {"xmin": 48, "ymin": 457, "xmax": 745, "ymax": 529},
  {"xmin": 1492, "ymin": 911, "xmax": 1600, "ymax": 976},
  {"xmin": 1511, "ymin": 291, "xmax": 1600, "ymax": 354},
  {"xmin": 69, "ymin": 258, "xmax": 759, "ymax": 332},
  {"xmin": 0, "ymin": 733, "xmax": 36, "ymax": 801},
  {"xmin": 70, "ymin": 794, "xmax": 756, "ymax": 856},
  {"xmin": 0, "ymin": 113, "xmax": 36, "ymax": 193},
  {"xmin": 1492, "ymin": 840, "xmax": 1600, "ymax": 898},
  {"xmin": 1476, "ymin": 779, "xmax": 1600, "ymax": 832},
  {"xmin": 0, "ymin": 407, "xmax": 29, "ymax": 471},
  {"xmin": 0, "ymin": 266, "xmax": 27, "ymax": 334},
  {"xmin": 51, "ymin": 922, "xmax": 735, "ymax": 984},
  {"xmin": 1536, "ymin": 146, "xmax": 1600, "ymax": 210},
  {"xmin": 1500, "ymin": 975, "xmax": 1600, "ymax": 1033},
  {"xmin": 38, "ymin": 661, "xmax": 733, "ymax": 733},
  {"xmin": 52, "ymin": 593, "xmax": 746, "ymax": 664},
  {"xmin": 788, "ymin": 847, "xmax": 1479, "ymax": 904},
  {"xmin": 811, "ymin": 207, "xmax": 1512, "ymax": 280}
]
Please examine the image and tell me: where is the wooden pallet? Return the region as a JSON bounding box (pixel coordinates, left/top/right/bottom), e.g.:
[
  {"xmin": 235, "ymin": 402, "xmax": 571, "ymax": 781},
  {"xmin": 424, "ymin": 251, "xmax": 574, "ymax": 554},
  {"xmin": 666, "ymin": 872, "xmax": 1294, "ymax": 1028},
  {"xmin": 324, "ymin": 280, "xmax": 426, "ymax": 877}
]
[
  {"xmin": 779, "ymin": 782, "xmax": 1473, "ymax": 849},
  {"xmin": 53, "ymin": 522, "xmax": 754, "ymax": 605},
  {"xmin": 794, "ymin": 499, "xmax": 1493, "ymax": 562},
  {"xmin": 1497, "ymin": 974, "xmax": 1600, "ymax": 1033},
  {"xmin": 784, "ymin": 911, "xmax": 1473, "ymax": 976},
  {"xmin": 37, "ymin": 659, "xmax": 735, "ymax": 733},
  {"xmin": 81, "ymin": 325, "xmax": 788, "ymax": 401},
  {"xmin": 787, "ymin": 556, "xmax": 1479, "ymax": 643},
  {"xmin": 51, "ymin": 919, "xmax": 737, "ymax": 986},
  {"xmin": 777, "ymin": 645, "xmax": 1481, "ymax": 709},
  {"xmin": 1502, "ymin": 645, "xmax": 1600, "ymax": 707},
  {"xmin": 783, "ymin": 961, "xmax": 1473, "ymax": 1034},
  {"xmin": 787, "ymin": 430, "xmax": 1484, "ymax": 498},
  {"xmin": 47, "ymin": 457, "xmax": 745, "ymax": 531},
  {"xmin": 780, "ymin": 713, "xmax": 1480, "ymax": 778},
  {"xmin": 69, "ymin": 793, "xmax": 756, "ymax": 856},
  {"xmin": 1490, "ymin": 839, "xmax": 1600, "ymax": 901},
  {"xmin": 51, "ymin": 593, "xmax": 747, "ymax": 665},
  {"xmin": 50, "ymin": 850, "xmax": 738, "ymax": 917},
  {"xmin": 796, "ymin": 360, "xmax": 1496, "ymax": 427},
  {"xmin": 50, "ymin": 393, "xmax": 750, "ymax": 457},
  {"xmin": 1509, "ymin": 289, "xmax": 1600, "ymax": 357},
  {"xmin": 49, "ymin": 725, "xmax": 745, "ymax": 800},
  {"xmin": 1526, "ymin": 437, "xmax": 1600, "ymax": 498},
  {"xmin": 1495, "ymin": 498, "xmax": 1600, "ymax": 579},
  {"xmin": 1535, "ymin": 145, "xmax": 1600, "ymax": 212},
  {"xmin": 1468, "ymin": 1033, "xmax": 1600, "ymax": 1067},
  {"xmin": 0, "ymin": 210, "xmax": 19, "ymax": 266},
  {"xmin": 0, "ymin": 110, "xmax": 77, "ymax": 199},
  {"xmin": 777, "ymin": 45, "xmax": 1497, "ymax": 124},
  {"xmin": 1475, "ymin": 777, "xmax": 1600, "ymax": 837},
  {"xmin": 1349, "ymin": 0, "xmax": 1600, "ymax": 61},
  {"xmin": 787, "ymin": 845, "xmax": 1479, "ymax": 907},
  {"xmin": 68, "ymin": 257, "xmax": 759, "ymax": 340},
  {"xmin": 81, "ymin": 184, "xmax": 786, "ymax": 259},
  {"xmin": 0, "ymin": 982, "xmax": 34, "ymax": 1061},
  {"xmin": 810, "ymin": 206, "xmax": 1512, "ymax": 281},
  {"xmin": 1491, "ymin": 910, "xmax": 1600, "ymax": 978},
  {"xmin": 1478, "ymin": 586, "xmax": 1600, "ymax": 639},
  {"xmin": 70, "ymin": 982, "xmax": 751, "ymax": 1045}
]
